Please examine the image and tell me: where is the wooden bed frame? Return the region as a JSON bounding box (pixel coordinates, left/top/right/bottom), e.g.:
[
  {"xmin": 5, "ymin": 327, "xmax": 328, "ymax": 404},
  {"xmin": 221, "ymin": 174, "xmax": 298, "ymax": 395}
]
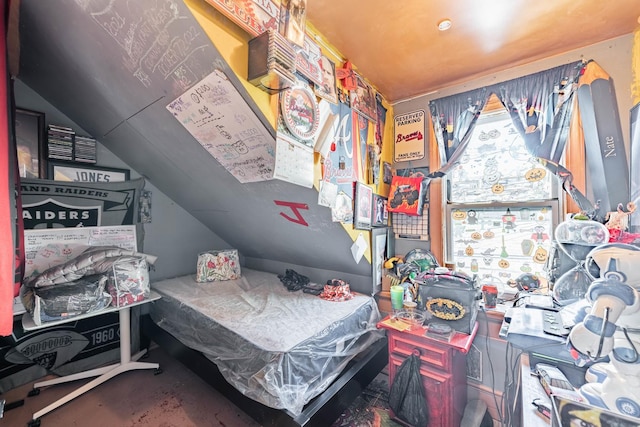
[{"xmin": 142, "ymin": 314, "xmax": 389, "ymax": 427}]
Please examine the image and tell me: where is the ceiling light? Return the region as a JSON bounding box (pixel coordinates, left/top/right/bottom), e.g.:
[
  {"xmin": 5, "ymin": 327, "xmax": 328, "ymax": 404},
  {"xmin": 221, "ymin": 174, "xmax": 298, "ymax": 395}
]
[{"xmin": 437, "ymin": 19, "xmax": 452, "ymax": 31}]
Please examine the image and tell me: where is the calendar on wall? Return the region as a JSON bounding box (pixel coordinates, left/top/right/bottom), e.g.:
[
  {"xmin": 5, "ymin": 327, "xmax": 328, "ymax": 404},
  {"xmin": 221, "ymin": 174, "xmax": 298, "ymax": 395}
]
[{"xmin": 273, "ymin": 133, "xmax": 314, "ymax": 188}]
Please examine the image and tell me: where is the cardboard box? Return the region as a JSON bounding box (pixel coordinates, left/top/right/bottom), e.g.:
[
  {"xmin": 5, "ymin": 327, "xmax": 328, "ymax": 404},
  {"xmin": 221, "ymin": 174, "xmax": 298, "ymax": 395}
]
[{"xmin": 375, "ymin": 291, "xmax": 392, "ymax": 315}]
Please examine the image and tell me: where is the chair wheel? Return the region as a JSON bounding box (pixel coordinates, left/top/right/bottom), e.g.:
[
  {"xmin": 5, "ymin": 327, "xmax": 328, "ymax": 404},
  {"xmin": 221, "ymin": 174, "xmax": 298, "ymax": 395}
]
[
  {"xmin": 153, "ymin": 367, "xmax": 163, "ymax": 375},
  {"xmin": 27, "ymin": 388, "xmax": 40, "ymax": 397},
  {"xmin": 27, "ymin": 418, "xmax": 41, "ymax": 427}
]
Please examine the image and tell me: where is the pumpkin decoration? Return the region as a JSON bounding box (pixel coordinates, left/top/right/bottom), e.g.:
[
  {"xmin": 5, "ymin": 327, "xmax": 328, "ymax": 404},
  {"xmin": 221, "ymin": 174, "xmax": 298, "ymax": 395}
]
[
  {"xmin": 491, "ymin": 183, "xmax": 504, "ymax": 194},
  {"xmin": 533, "ymin": 246, "xmax": 548, "ymax": 264},
  {"xmin": 498, "ymin": 258, "xmax": 510, "ymax": 269},
  {"xmin": 452, "ymin": 209, "xmax": 466, "ymax": 221}
]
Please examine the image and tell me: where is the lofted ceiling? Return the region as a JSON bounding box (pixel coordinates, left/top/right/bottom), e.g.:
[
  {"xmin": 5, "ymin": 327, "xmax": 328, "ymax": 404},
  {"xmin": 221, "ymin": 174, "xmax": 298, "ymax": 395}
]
[{"xmin": 306, "ymin": 0, "xmax": 640, "ymax": 103}]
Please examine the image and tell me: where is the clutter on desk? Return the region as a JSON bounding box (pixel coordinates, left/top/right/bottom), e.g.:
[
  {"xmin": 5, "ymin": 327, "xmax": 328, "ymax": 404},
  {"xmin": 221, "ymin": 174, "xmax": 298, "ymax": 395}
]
[
  {"xmin": 382, "ymin": 248, "xmax": 480, "ymax": 334},
  {"xmin": 20, "ymin": 246, "xmax": 157, "ymax": 325}
]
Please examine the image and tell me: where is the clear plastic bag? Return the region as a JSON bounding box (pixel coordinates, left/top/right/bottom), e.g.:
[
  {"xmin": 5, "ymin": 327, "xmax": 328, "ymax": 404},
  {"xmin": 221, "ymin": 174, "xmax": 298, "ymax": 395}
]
[
  {"xmin": 389, "ymin": 353, "xmax": 429, "ymax": 426},
  {"xmin": 107, "ymin": 256, "xmax": 150, "ymax": 307}
]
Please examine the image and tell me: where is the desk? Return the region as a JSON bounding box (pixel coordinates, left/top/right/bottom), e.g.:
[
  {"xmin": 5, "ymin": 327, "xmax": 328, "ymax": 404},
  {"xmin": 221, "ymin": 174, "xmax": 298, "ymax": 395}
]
[
  {"xmin": 519, "ymin": 353, "xmax": 551, "ymax": 427},
  {"xmin": 22, "ymin": 292, "xmax": 161, "ymax": 426},
  {"xmin": 378, "ymin": 318, "xmax": 478, "ymax": 427}
]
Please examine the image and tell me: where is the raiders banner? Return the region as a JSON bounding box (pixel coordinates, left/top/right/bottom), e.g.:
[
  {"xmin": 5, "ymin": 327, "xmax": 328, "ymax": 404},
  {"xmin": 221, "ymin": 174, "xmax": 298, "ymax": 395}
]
[{"xmin": 19, "ymin": 178, "xmax": 145, "ymax": 250}]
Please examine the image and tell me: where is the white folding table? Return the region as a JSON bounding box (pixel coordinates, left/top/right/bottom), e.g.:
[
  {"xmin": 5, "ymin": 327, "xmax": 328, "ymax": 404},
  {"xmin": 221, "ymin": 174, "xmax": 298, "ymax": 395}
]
[{"xmin": 21, "ymin": 291, "xmax": 161, "ymax": 426}]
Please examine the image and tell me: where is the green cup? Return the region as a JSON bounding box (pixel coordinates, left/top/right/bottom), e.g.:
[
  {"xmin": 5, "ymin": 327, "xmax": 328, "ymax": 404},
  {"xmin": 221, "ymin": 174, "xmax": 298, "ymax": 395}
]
[{"xmin": 390, "ymin": 285, "xmax": 404, "ymax": 310}]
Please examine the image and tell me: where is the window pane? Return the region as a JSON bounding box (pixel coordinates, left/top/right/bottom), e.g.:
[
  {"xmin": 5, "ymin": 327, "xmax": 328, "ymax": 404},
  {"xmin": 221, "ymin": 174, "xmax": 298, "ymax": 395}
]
[
  {"xmin": 446, "ymin": 204, "xmax": 556, "ymax": 292},
  {"xmin": 448, "ymin": 112, "xmax": 554, "ymax": 204}
]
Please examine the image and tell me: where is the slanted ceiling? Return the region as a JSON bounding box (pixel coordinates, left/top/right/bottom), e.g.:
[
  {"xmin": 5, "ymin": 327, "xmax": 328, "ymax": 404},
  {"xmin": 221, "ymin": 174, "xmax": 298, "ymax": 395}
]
[{"xmin": 15, "ymin": 0, "xmax": 372, "ymax": 287}]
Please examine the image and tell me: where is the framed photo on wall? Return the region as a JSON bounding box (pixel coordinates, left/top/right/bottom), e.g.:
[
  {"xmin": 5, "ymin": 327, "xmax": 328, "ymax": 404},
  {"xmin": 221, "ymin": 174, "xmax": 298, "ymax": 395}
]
[
  {"xmin": 314, "ymin": 55, "xmax": 338, "ymax": 104},
  {"xmin": 15, "ymin": 108, "xmax": 46, "ymax": 178},
  {"xmin": 372, "ymin": 194, "xmax": 388, "ymax": 227},
  {"xmin": 353, "ymin": 182, "xmax": 373, "ymax": 230},
  {"xmin": 48, "ymin": 161, "xmax": 130, "ymax": 183}
]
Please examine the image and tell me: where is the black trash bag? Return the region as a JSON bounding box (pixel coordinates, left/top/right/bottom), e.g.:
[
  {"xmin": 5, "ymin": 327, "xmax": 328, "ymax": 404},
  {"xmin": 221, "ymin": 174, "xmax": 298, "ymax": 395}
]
[{"xmin": 389, "ymin": 353, "xmax": 429, "ymax": 426}]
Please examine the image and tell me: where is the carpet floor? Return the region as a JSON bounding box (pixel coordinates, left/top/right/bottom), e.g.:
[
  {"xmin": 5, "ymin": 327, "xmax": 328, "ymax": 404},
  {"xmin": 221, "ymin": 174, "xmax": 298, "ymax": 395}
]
[{"xmin": 1, "ymin": 343, "xmax": 402, "ymax": 427}]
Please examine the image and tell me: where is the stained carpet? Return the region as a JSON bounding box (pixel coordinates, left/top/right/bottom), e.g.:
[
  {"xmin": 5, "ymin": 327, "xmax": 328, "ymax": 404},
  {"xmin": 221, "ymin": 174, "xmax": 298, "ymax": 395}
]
[{"xmin": 331, "ymin": 374, "xmax": 404, "ymax": 427}]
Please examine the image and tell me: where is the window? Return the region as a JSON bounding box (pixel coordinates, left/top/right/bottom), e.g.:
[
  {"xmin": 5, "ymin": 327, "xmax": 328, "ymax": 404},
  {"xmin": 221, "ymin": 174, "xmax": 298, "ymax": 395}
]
[{"xmin": 444, "ymin": 106, "xmax": 560, "ymax": 292}]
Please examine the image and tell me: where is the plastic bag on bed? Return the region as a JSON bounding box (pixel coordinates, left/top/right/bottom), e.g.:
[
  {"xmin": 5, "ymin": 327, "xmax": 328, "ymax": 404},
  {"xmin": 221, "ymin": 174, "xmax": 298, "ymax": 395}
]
[
  {"xmin": 389, "ymin": 353, "xmax": 429, "ymax": 426},
  {"xmin": 21, "ymin": 274, "xmax": 112, "ymax": 325}
]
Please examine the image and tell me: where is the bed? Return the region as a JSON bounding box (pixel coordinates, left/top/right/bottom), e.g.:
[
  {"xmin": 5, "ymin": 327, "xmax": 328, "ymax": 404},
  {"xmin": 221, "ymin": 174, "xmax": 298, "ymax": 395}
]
[{"xmin": 143, "ymin": 268, "xmax": 388, "ymax": 427}]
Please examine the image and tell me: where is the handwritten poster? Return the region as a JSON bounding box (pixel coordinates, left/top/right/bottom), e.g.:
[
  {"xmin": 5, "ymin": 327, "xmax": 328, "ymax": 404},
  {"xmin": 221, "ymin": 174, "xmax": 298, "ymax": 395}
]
[
  {"xmin": 394, "ymin": 110, "xmax": 426, "ymax": 162},
  {"xmin": 167, "ymin": 69, "xmax": 276, "ymax": 183}
]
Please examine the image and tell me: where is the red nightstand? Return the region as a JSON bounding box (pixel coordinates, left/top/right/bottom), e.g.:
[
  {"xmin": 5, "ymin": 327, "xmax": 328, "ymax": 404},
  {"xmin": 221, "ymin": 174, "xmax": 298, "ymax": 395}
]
[{"xmin": 378, "ymin": 318, "xmax": 478, "ymax": 427}]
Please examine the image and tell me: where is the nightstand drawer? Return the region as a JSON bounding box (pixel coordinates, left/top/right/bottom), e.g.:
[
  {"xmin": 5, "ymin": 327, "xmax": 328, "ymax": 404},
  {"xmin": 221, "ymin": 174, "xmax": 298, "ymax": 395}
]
[{"xmin": 389, "ymin": 332, "xmax": 450, "ymax": 371}]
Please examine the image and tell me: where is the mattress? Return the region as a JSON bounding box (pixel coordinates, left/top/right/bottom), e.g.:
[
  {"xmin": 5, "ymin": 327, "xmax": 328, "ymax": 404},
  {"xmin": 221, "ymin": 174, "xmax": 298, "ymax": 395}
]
[{"xmin": 149, "ymin": 268, "xmax": 384, "ymax": 415}]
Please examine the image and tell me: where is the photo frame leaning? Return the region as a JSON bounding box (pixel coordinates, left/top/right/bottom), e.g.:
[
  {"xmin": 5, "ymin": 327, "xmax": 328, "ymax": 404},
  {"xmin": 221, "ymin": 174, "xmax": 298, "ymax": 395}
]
[
  {"xmin": 353, "ymin": 182, "xmax": 373, "ymax": 230},
  {"xmin": 371, "ymin": 226, "xmax": 389, "ymax": 295},
  {"xmin": 15, "ymin": 108, "xmax": 46, "ymax": 178}
]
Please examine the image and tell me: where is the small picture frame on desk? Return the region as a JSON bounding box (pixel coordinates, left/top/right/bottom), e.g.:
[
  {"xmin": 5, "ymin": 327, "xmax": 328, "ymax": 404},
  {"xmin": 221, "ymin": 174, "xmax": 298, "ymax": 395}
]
[
  {"xmin": 15, "ymin": 108, "xmax": 46, "ymax": 178},
  {"xmin": 48, "ymin": 161, "xmax": 130, "ymax": 183}
]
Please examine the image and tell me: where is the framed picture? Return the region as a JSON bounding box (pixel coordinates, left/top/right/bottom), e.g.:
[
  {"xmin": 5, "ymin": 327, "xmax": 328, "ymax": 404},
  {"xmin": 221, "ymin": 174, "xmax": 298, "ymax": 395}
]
[
  {"xmin": 48, "ymin": 160, "xmax": 130, "ymax": 183},
  {"xmin": 314, "ymin": 55, "xmax": 338, "ymax": 104},
  {"xmin": 353, "ymin": 182, "xmax": 373, "ymax": 230},
  {"xmin": 382, "ymin": 161, "xmax": 393, "ymax": 184},
  {"xmin": 371, "ymin": 227, "xmax": 389, "ymax": 295},
  {"xmin": 350, "ymin": 73, "xmax": 377, "ymax": 122},
  {"xmin": 278, "ymin": 0, "xmax": 307, "ymax": 47},
  {"xmin": 372, "ymin": 194, "xmax": 388, "ymax": 227},
  {"xmin": 15, "ymin": 108, "xmax": 46, "ymax": 178}
]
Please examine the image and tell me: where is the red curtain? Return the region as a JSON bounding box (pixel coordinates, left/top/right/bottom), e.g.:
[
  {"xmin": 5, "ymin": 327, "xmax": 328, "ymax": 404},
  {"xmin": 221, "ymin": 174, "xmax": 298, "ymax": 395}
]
[{"xmin": 1, "ymin": 0, "xmax": 14, "ymax": 336}]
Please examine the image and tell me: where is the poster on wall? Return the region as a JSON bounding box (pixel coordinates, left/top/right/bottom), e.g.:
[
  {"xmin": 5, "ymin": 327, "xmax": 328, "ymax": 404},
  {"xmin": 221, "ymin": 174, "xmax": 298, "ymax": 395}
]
[
  {"xmin": 167, "ymin": 69, "xmax": 276, "ymax": 183},
  {"xmin": 204, "ymin": 0, "xmax": 280, "ymax": 37},
  {"xmin": 394, "ymin": 110, "xmax": 426, "ymax": 162}
]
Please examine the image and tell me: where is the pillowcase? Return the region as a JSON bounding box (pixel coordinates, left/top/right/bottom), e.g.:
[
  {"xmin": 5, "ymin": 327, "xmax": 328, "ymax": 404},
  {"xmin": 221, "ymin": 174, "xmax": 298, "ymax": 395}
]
[{"xmin": 196, "ymin": 249, "xmax": 241, "ymax": 282}]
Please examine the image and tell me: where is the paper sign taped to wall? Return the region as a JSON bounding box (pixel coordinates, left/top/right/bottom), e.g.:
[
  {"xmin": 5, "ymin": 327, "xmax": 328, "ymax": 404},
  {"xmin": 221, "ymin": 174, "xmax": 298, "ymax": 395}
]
[
  {"xmin": 167, "ymin": 69, "xmax": 276, "ymax": 183},
  {"xmin": 394, "ymin": 110, "xmax": 426, "ymax": 162}
]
